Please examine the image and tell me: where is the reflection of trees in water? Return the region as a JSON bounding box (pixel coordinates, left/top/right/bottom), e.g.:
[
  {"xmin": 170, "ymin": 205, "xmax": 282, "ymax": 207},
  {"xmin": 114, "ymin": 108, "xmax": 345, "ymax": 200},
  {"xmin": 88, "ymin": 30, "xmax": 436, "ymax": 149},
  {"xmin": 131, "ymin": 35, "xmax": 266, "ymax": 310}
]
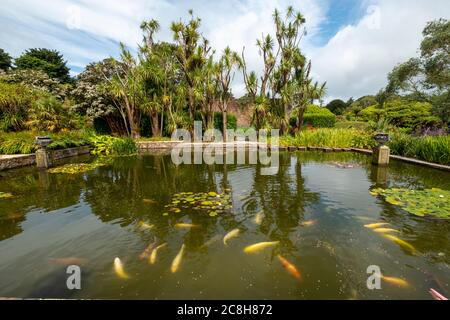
[
  {"xmin": 250, "ymin": 152, "xmax": 320, "ymax": 251},
  {"xmin": 0, "ymin": 169, "xmax": 85, "ymax": 241}
]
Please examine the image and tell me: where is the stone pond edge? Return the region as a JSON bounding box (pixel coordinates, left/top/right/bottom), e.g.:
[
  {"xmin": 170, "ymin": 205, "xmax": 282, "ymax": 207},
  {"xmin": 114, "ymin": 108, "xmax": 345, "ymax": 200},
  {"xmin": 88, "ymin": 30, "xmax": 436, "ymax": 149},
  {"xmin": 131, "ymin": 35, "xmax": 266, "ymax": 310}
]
[{"xmin": 0, "ymin": 142, "xmax": 449, "ymax": 172}]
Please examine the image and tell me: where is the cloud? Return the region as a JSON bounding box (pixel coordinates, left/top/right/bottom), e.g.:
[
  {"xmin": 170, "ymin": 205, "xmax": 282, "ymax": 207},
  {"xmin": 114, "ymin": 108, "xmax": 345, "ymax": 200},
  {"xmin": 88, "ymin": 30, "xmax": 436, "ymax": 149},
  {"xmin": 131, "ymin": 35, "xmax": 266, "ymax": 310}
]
[
  {"xmin": 307, "ymin": 0, "xmax": 450, "ymax": 102},
  {"xmin": 0, "ymin": 0, "xmax": 449, "ymax": 101}
]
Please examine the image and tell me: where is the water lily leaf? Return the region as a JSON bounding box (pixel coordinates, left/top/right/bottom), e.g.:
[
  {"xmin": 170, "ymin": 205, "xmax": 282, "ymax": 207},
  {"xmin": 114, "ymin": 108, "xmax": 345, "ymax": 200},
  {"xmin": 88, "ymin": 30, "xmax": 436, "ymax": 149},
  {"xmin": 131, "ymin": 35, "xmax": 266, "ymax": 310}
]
[
  {"xmin": 369, "ymin": 188, "xmax": 450, "ymax": 219},
  {"xmin": 0, "ymin": 192, "xmax": 13, "ymax": 199}
]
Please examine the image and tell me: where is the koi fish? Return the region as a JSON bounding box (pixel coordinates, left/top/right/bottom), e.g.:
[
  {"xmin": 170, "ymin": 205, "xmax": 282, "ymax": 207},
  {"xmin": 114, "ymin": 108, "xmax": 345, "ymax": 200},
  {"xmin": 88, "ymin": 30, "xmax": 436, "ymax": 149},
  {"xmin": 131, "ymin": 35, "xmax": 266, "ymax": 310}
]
[
  {"xmin": 383, "ymin": 234, "xmax": 417, "ymax": 255},
  {"xmin": 223, "ymin": 228, "xmax": 240, "ymax": 246},
  {"xmin": 175, "ymin": 223, "xmax": 199, "ymax": 229},
  {"xmin": 301, "ymin": 220, "xmax": 317, "ymax": 227},
  {"xmin": 254, "ymin": 211, "xmax": 264, "ymax": 225},
  {"xmin": 149, "ymin": 243, "xmax": 167, "ymax": 264},
  {"xmin": 114, "ymin": 257, "xmax": 130, "ymax": 279},
  {"xmin": 429, "ymin": 289, "xmax": 448, "ymax": 301},
  {"xmin": 143, "ymin": 198, "xmax": 157, "ymax": 204},
  {"xmin": 364, "ymin": 222, "xmax": 389, "ymax": 229},
  {"xmin": 49, "ymin": 257, "xmax": 88, "ymax": 266},
  {"xmin": 244, "ymin": 241, "xmax": 280, "ymax": 254},
  {"xmin": 138, "ymin": 221, "xmax": 154, "ymax": 230},
  {"xmin": 373, "ymin": 228, "xmax": 400, "ymax": 234},
  {"xmin": 277, "ymin": 255, "xmax": 301, "ymax": 280},
  {"xmin": 139, "ymin": 239, "xmax": 157, "ymax": 260},
  {"xmin": 171, "ymin": 244, "xmax": 185, "ymax": 273},
  {"xmin": 382, "ymin": 275, "xmax": 409, "ymax": 288}
]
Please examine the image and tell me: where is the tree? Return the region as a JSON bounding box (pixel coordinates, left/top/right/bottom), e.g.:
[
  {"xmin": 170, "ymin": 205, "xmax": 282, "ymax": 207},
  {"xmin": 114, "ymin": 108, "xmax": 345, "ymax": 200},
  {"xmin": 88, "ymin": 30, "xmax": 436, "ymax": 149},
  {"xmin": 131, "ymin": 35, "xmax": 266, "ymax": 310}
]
[
  {"xmin": 171, "ymin": 10, "xmax": 211, "ymax": 126},
  {"xmin": 2, "ymin": 69, "xmax": 68, "ymax": 100},
  {"xmin": 71, "ymin": 59, "xmax": 129, "ymax": 136},
  {"xmin": 382, "ymin": 19, "xmax": 450, "ymax": 124},
  {"xmin": 241, "ymin": 6, "xmax": 324, "ymax": 133},
  {"xmin": 326, "ymin": 99, "xmax": 347, "ymax": 115},
  {"xmin": 100, "ymin": 45, "xmax": 143, "ymax": 138},
  {"xmin": 217, "ymin": 47, "xmax": 240, "ymax": 141},
  {"xmin": 0, "ymin": 48, "xmax": 12, "ymax": 71},
  {"xmin": 15, "ymin": 48, "xmax": 71, "ymax": 83}
]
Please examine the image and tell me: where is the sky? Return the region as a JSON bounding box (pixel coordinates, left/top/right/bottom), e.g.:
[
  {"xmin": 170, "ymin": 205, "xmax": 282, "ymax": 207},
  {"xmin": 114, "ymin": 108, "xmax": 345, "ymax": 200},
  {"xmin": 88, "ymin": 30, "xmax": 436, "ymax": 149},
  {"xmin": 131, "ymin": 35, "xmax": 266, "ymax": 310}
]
[{"xmin": 1, "ymin": 0, "xmax": 449, "ymax": 102}]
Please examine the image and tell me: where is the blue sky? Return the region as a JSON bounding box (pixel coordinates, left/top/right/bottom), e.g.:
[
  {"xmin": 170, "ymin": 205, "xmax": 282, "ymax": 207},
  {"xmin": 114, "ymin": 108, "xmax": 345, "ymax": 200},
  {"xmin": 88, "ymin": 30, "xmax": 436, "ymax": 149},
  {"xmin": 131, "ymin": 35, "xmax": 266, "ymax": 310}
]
[{"xmin": 1, "ymin": 0, "xmax": 449, "ymax": 101}]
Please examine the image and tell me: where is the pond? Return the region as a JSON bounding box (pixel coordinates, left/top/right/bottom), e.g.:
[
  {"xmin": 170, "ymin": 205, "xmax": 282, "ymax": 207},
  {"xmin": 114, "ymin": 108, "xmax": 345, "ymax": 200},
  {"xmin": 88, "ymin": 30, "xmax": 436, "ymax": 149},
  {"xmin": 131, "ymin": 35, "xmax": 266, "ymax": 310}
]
[{"xmin": 0, "ymin": 151, "xmax": 449, "ymax": 300}]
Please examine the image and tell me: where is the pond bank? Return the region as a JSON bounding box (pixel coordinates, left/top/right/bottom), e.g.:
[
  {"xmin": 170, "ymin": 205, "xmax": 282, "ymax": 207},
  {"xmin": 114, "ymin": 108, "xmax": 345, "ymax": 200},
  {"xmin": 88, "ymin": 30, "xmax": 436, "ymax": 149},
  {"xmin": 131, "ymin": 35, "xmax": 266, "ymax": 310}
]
[
  {"xmin": 1, "ymin": 142, "xmax": 449, "ymax": 172},
  {"xmin": 0, "ymin": 146, "xmax": 90, "ymax": 171}
]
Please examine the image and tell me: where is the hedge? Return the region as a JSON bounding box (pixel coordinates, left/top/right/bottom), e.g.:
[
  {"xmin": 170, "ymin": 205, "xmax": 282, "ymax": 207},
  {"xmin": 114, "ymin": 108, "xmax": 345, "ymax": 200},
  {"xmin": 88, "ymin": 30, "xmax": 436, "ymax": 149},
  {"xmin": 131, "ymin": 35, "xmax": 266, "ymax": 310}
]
[{"xmin": 302, "ymin": 105, "xmax": 336, "ymax": 128}]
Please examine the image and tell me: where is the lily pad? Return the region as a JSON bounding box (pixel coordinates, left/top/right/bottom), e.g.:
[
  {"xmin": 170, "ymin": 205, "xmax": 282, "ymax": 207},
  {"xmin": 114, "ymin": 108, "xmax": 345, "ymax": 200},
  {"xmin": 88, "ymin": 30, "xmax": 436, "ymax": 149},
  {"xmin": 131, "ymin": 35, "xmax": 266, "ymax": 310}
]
[
  {"xmin": 164, "ymin": 190, "xmax": 233, "ymax": 217},
  {"xmin": 0, "ymin": 192, "xmax": 13, "ymax": 199},
  {"xmin": 370, "ymin": 187, "xmax": 450, "ymax": 219}
]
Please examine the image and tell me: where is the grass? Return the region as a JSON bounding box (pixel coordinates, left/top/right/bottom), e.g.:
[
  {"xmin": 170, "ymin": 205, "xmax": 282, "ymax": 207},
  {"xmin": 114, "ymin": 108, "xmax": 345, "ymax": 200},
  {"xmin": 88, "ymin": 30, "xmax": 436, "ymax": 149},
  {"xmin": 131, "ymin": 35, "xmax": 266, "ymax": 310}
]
[
  {"xmin": 279, "ymin": 128, "xmax": 376, "ymax": 149},
  {"xmin": 389, "ymin": 133, "xmax": 450, "ymax": 165}
]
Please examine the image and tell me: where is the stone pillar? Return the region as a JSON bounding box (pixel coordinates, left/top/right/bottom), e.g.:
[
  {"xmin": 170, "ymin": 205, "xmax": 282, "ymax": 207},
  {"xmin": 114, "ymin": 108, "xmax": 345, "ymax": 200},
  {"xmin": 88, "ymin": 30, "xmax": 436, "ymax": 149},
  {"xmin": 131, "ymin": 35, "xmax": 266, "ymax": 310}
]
[
  {"xmin": 36, "ymin": 148, "xmax": 51, "ymax": 169},
  {"xmin": 35, "ymin": 136, "xmax": 53, "ymax": 169},
  {"xmin": 372, "ymin": 145, "xmax": 390, "ymax": 166}
]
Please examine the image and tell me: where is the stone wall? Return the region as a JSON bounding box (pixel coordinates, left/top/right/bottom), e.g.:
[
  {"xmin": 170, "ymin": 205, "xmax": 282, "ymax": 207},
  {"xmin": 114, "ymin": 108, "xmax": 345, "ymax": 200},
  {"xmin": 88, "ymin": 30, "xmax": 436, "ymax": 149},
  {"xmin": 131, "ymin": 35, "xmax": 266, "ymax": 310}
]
[{"xmin": 0, "ymin": 146, "xmax": 91, "ymax": 171}]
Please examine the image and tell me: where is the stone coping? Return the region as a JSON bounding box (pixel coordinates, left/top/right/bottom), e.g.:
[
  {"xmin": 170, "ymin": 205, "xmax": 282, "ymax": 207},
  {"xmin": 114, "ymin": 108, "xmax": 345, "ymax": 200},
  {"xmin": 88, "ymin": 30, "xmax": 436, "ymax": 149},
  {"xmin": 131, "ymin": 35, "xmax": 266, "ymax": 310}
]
[
  {"xmin": 1, "ymin": 142, "xmax": 448, "ymax": 172},
  {"xmin": 0, "ymin": 146, "xmax": 90, "ymax": 171}
]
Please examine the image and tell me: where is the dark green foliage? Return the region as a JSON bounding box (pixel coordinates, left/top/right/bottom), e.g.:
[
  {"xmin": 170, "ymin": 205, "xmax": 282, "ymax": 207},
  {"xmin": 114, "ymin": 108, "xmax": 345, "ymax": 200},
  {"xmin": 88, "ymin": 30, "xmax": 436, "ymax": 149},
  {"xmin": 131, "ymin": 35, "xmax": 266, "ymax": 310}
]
[
  {"xmin": 302, "ymin": 105, "xmax": 336, "ymax": 128},
  {"xmin": 0, "ymin": 130, "xmax": 91, "ymax": 155},
  {"xmin": 15, "ymin": 48, "xmax": 71, "ymax": 83},
  {"xmin": 0, "ymin": 82, "xmax": 35, "ymax": 131},
  {"xmin": 93, "ymin": 118, "xmax": 111, "ymax": 135},
  {"xmin": 359, "ymin": 100, "xmax": 442, "ymax": 130},
  {"xmin": 326, "ymin": 99, "xmax": 347, "ymax": 115},
  {"xmin": 214, "ymin": 112, "xmax": 237, "ymax": 132},
  {"xmin": 111, "ymin": 137, "xmax": 138, "ymax": 155},
  {"xmin": 0, "ymin": 48, "xmax": 12, "ymax": 71}
]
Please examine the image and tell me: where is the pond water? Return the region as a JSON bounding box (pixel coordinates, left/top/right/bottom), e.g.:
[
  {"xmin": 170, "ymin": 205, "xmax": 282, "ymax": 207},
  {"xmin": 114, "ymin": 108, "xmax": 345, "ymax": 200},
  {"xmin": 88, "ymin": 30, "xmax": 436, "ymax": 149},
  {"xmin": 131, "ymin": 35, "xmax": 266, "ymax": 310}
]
[{"xmin": 0, "ymin": 151, "xmax": 449, "ymax": 300}]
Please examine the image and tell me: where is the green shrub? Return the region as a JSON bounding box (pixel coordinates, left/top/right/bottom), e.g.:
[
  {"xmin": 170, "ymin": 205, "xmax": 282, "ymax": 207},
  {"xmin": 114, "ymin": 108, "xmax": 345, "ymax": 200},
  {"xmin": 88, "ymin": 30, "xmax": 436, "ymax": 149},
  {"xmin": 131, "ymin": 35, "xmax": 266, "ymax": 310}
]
[
  {"xmin": 359, "ymin": 100, "xmax": 442, "ymax": 130},
  {"xmin": 0, "ymin": 82, "xmax": 35, "ymax": 131},
  {"xmin": 300, "ymin": 105, "xmax": 336, "ymax": 128},
  {"xmin": 214, "ymin": 112, "xmax": 237, "ymax": 132},
  {"xmin": 0, "ymin": 130, "xmax": 92, "ymax": 154},
  {"xmin": 89, "ymin": 135, "xmax": 137, "ymax": 156}
]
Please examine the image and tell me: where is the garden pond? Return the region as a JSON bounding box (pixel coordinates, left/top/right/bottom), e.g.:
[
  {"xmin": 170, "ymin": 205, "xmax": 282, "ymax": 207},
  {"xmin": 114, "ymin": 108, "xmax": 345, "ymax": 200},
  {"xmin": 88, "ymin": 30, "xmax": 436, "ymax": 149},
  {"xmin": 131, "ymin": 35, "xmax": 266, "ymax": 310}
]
[{"xmin": 0, "ymin": 151, "xmax": 449, "ymax": 299}]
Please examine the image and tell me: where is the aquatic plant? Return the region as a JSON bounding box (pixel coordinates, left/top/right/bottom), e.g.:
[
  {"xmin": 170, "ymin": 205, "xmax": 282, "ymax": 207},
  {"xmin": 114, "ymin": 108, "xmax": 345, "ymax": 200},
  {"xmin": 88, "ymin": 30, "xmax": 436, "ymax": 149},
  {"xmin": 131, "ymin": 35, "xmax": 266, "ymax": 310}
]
[
  {"xmin": 370, "ymin": 188, "xmax": 450, "ymax": 219},
  {"xmin": 164, "ymin": 191, "xmax": 233, "ymax": 216},
  {"xmin": 48, "ymin": 158, "xmax": 111, "ymax": 174},
  {"xmin": 0, "ymin": 192, "xmax": 13, "ymax": 199}
]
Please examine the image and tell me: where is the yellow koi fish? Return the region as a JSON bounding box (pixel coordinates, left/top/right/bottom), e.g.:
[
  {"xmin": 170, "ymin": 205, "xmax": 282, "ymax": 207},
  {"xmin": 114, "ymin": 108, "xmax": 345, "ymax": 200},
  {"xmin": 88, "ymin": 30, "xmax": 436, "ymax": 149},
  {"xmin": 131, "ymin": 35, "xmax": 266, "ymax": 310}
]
[
  {"xmin": 49, "ymin": 257, "xmax": 88, "ymax": 266},
  {"xmin": 382, "ymin": 275, "xmax": 409, "ymax": 288},
  {"xmin": 364, "ymin": 222, "xmax": 389, "ymax": 229},
  {"xmin": 114, "ymin": 257, "xmax": 130, "ymax": 279},
  {"xmin": 149, "ymin": 243, "xmax": 167, "ymax": 264},
  {"xmin": 175, "ymin": 223, "xmax": 199, "ymax": 229},
  {"xmin": 301, "ymin": 220, "xmax": 317, "ymax": 227},
  {"xmin": 254, "ymin": 211, "xmax": 264, "ymax": 225},
  {"xmin": 277, "ymin": 255, "xmax": 301, "ymax": 280},
  {"xmin": 373, "ymin": 228, "xmax": 400, "ymax": 234},
  {"xmin": 223, "ymin": 228, "xmax": 240, "ymax": 246},
  {"xmin": 171, "ymin": 244, "xmax": 185, "ymax": 273},
  {"xmin": 244, "ymin": 241, "xmax": 280, "ymax": 254},
  {"xmin": 383, "ymin": 234, "xmax": 417, "ymax": 255},
  {"xmin": 143, "ymin": 198, "xmax": 157, "ymax": 204},
  {"xmin": 139, "ymin": 239, "xmax": 157, "ymax": 260},
  {"xmin": 138, "ymin": 221, "xmax": 154, "ymax": 230}
]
